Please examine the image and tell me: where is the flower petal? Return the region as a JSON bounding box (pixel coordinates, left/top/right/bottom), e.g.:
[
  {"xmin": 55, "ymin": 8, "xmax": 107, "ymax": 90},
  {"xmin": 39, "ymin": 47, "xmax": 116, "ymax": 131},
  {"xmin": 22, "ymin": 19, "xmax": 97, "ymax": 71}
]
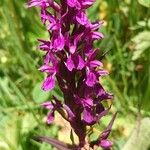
[
  {"xmin": 42, "ymin": 75, "xmax": 55, "ymax": 91},
  {"xmin": 69, "ymin": 45, "xmax": 76, "ymax": 54},
  {"xmin": 81, "ymin": 0, "xmax": 95, "ymax": 8},
  {"xmin": 97, "ymin": 70, "xmax": 108, "ymax": 76},
  {"xmin": 47, "ymin": 111, "xmax": 55, "ymax": 124},
  {"xmin": 83, "ymin": 107, "xmax": 95, "ymax": 124},
  {"xmin": 66, "ymin": 55, "xmax": 75, "ymax": 71},
  {"xmin": 67, "ymin": 0, "xmax": 77, "ymax": 7},
  {"xmin": 27, "ymin": 0, "xmax": 47, "ymax": 8},
  {"xmin": 92, "ymin": 31, "xmax": 104, "ymax": 40},
  {"xmin": 99, "ymin": 139, "xmax": 113, "ymax": 149},
  {"xmin": 77, "ymin": 55, "xmax": 85, "ymax": 70},
  {"xmin": 89, "ymin": 60, "xmax": 103, "ymax": 68},
  {"xmin": 86, "ymin": 71, "xmax": 97, "ymax": 87},
  {"xmin": 53, "ymin": 33, "xmax": 65, "ymax": 51},
  {"xmin": 39, "ymin": 65, "xmax": 55, "ymax": 73},
  {"xmin": 41, "ymin": 101, "xmax": 54, "ymax": 109},
  {"xmin": 76, "ymin": 11, "xmax": 89, "ymax": 26},
  {"xmin": 82, "ymin": 98, "xmax": 93, "ymax": 107}
]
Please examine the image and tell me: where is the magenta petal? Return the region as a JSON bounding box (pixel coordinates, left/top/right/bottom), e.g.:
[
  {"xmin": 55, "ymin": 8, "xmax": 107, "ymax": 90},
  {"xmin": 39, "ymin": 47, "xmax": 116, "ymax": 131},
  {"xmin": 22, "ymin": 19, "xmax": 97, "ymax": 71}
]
[
  {"xmin": 53, "ymin": 33, "xmax": 65, "ymax": 51},
  {"xmin": 97, "ymin": 70, "xmax": 108, "ymax": 76},
  {"xmin": 38, "ymin": 39, "xmax": 50, "ymax": 51},
  {"xmin": 42, "ymin": 75, "xmax": 55, "ymax": 91},
  {"xmin": 41, "ymin": 101, "xmax": 54, "ymax": 109},
  {"xmin": 76, "ymin": 11, "xmax": 89, "ymax": 26},
  {"xmin": 90, "ymin": 21, "xmax": 103, "ymax": 30},
  {"xmin": 82, "ymin": 98, "xmax": 93, "ymax": 107},
  {"xmin": 86, "ymin": 71, "xmax": 97, "ymax": 87},
  {"xmin": 83, "ymin": 107, "xmax": 94, "ymax": 124},
  {"xmin": 27, "ymin": 0, "xmax": 43, "ymax": 7},
  {"xmin": 27, "ymin": 0, "xmax": 49, "ymax": 8},
  {"xmin": 89, "ymin": 60, "xmax": 103, "ymax": 68},
  {"xmin": 81, "ymin": 0, "xmax": 95, "ymax": 8},
  {"xmin": 92, "ymin": 31, "xmax": 104, "ymax": 40},
  {"xmin": 66, "ymin": 55, "xmax": 75, "ymax": 71},
  {"xmin": 69, "ymin": 45, "xmax": 76, "ymax": 54},
  {"xmin": 39, "ymin": 65, "xmax": 55, "ymax": 73},
  {"xmin": 77, "ymin": 55, "xmax": 85, "ymax": 70},
  {"xmin": 88, "ymin": 49, "xmax": 99, "ymax": 61},
  {"xmin": 100, "ymin": 139, "xmax": 113, "ymax": 149},
  {"xmin": 67, "ymin": 0, "xmax": 77, "ymax": 7},
  {"xmin": 47, "ymin": 111, "xmax": 55, "ymax": 124},
  {"xmin": 39, "ymin": 65, "xmax": 50, "ymax": 72}
]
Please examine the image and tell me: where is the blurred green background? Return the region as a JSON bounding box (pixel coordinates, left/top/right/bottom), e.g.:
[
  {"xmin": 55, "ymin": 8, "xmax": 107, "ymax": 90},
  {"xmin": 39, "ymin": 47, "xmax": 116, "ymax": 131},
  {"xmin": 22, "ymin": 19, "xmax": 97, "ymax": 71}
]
[{"xmin": 0, "ymin": 0, "xmax": 150, "ymax": 150}]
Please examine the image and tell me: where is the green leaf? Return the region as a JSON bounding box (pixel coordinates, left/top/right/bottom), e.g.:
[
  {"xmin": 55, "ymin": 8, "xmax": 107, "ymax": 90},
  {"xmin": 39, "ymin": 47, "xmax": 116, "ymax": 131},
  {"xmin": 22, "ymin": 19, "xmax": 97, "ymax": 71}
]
[
  {"xmin": 32, "ymin": 82, "xmax": 51, "ymax": 103},
  {"xmin": 132, "ymin": 31, "xmax": 150, "ymax": 60},
  {"xmin": 138, "ymin": 0, "xmax": 150, "ymax": 8}
]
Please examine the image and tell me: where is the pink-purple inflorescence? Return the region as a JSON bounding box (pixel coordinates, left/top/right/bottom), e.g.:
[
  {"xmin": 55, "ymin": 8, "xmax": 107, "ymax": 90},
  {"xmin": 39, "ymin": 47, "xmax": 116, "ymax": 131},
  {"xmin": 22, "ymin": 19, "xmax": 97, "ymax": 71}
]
[{"xmin": 27, "ymin": 0, "xmax": 117, "ymax": 149}]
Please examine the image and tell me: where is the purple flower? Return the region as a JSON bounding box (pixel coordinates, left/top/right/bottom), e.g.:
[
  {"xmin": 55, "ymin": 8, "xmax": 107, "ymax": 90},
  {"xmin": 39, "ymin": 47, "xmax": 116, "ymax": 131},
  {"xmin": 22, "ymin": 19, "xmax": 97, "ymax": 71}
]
[
  {"xmin": 86, "ymin": 71, "xmax": 97, "ymax": 86},
  {"xmin": 42, "ymin": 98, "xmax": 63, "ymax": 124},
  {"xmin": 42, "ymin": 101, "xmax": 55, "ymax": 124},
  {"xmin": 100, "ymin": 139, "xmax": 113, "ymax": 149},
  {"xmin": 28, "ymin": 0, "xmax": 116, "ymax": 149},
  {"xmin": 76, "ymin": 11, "xmax": 89, "ymax": 26},
  {"xmin": 42, "ymin": 75, "xmax": 55, "ymax": 91},
  {"xmin": 66, "ymin": 54, "xmax": 85, "ymax": 71},
  {"xmin": 27, "ymin": 0, "xmax": 49, "ymax": 8},
  {"xmin": 67, "ymin": 0, "xmax": 77, "ymax": 7}
]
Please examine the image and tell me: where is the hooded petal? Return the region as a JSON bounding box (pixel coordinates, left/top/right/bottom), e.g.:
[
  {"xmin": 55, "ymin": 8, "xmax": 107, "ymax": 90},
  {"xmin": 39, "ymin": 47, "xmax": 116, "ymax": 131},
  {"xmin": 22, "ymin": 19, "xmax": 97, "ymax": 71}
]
[
  {"xmin": 52, "ymin": 33, "xmax": 65, "ymax": 51},
  {"xmin": 75, "ymin": 96, "xmax": 93, "ymax": 107},
  {"xmin": 42, "ymin": 75, "xmax": 55, "ymax": 91},
  {"xmin": 87, "ymin": 49, "xmax": 99, "ymax": 61},
  {"xmin": 77, "ymin": 55, "xmax": 85, "ymax": 70},
  {"xmin": 44, "ymin": 52, "xmax": 58, "ymax": 65},
  {"xmin": 69, "ymin": 33, "xmax": 83, "ymax": 54},
  {"xmin": 86, "ymin": 71, "xmax": 97, "ymax": 87},
  {"xmin": 83, "ymin": 107, "xmax": 95, "ymax": 124},
  {"xmin": 69, "ymin": 45, "xmax": 76, "ymax": 54},
  {"xmin": 66, "ymin": 55, "xmax": 75, "ymax": 71},
  {"xmin": 83, "ymin": 98, "xmax": 93, "ymax": 107},
  {"xmin": 76, "ymin": 11, "xmax": 89, "ymax": 26}
]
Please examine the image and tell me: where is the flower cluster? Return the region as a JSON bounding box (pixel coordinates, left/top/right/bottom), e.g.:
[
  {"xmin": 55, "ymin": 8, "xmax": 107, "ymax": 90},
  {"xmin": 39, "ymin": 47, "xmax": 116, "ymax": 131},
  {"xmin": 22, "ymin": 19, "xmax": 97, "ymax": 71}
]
[{"xmin": 28, "ymin": 0, "xmax": 116, "ymax": 149}]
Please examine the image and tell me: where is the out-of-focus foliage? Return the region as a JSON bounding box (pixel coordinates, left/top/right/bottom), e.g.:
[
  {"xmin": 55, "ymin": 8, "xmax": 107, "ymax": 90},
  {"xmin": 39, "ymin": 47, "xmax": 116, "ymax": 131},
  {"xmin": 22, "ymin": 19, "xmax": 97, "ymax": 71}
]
[
  {"xmin": 138, "ymin": 0, "xmax": 150, "ymax": 8},
  {"xmin": 0, "ymin": 0, "xmax": 150, "ymax": 150},
  {"xmin": 122, "ymin": 118, "xmax": 150, "ymax": 150}
]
